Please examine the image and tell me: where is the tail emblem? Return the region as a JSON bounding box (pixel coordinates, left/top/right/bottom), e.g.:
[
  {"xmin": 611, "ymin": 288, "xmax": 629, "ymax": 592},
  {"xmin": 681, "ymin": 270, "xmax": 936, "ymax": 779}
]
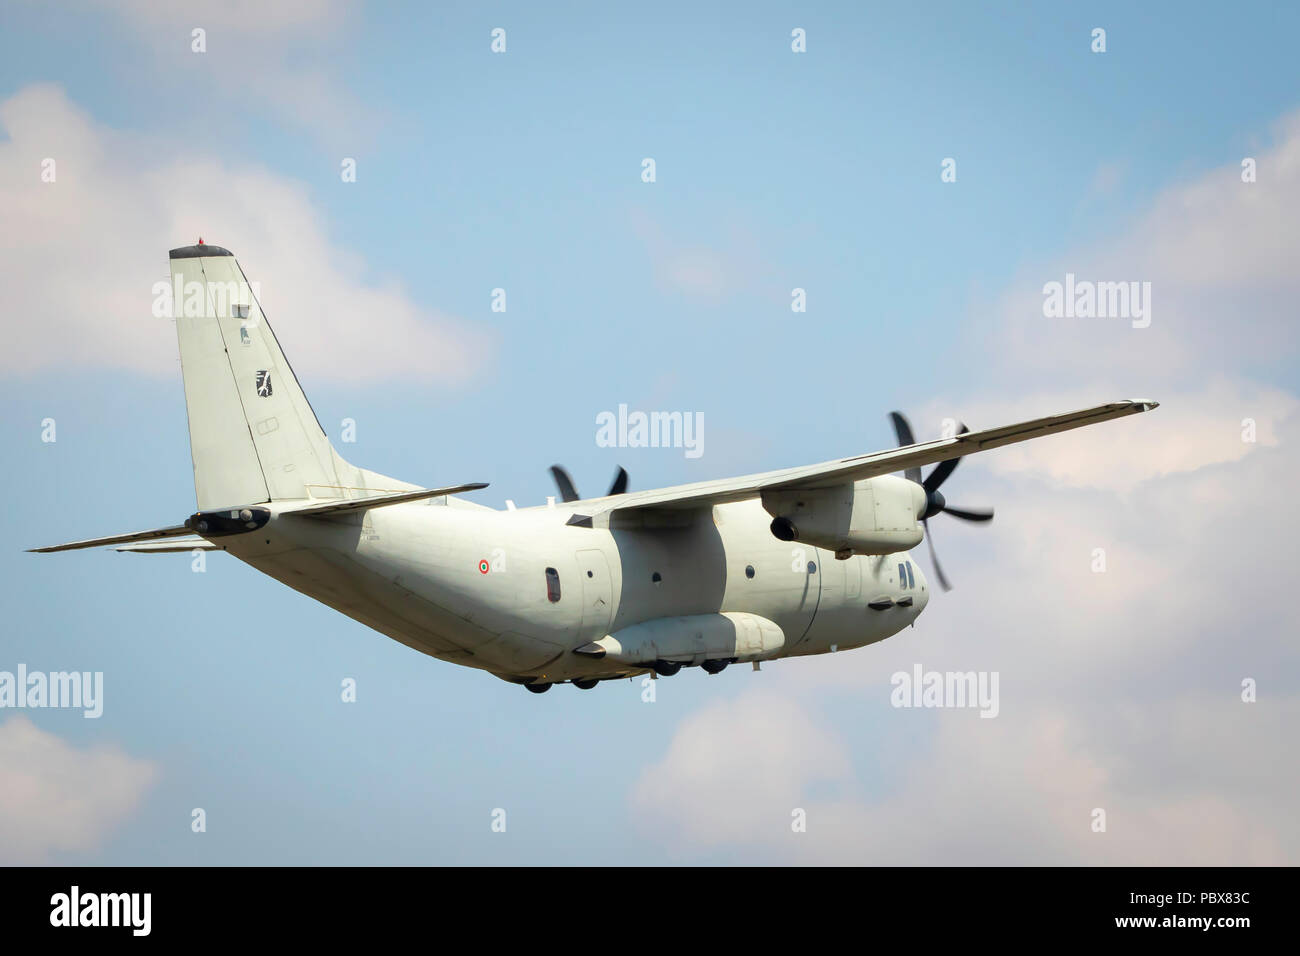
[{"xmin": 255, "ymin": 370, "xmax": 272, "ymax": 397}]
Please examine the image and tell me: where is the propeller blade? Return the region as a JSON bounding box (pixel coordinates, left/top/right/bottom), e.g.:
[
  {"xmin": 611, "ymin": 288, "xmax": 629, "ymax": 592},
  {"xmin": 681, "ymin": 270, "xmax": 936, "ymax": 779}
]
[
  {"xmin": 549, "ymin": 465, "xmax": 580, "ymax": 503},
  {"xmin": 889, "ymin": 411, "xmax": 916, "ymax": 446},
  {"xmin": 943, "ymin": 504, "xmax": 994, "ymax": 522},
  {"xmin": 922, "ymin": 423, "xmax": 969, "ymax": 493},
  {"xmin": 922, "ymin": 517, "xmax": 952, "ymax": 592},
  {"xmin": 888, "ymin": 411, "xmax": 923, "ymax": 485},
  {"xmin": 923, "ymin": 455, "xmax": 960, "ymax": 493},
  {"xmin": 607, "ymin": 466, "xmax": 629, "ymax": 496},
  {"xmin": 893, "ymin": 415, "xmax": 985, "ymax": 590}
]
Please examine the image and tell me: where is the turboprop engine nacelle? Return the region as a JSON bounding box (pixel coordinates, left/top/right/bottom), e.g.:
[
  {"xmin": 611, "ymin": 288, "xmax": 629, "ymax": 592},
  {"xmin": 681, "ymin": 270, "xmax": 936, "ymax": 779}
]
[
  {"xmin": 577, "ymin": 612, "xmax": 786, "ymax": 666},
  {"xmin": 761, "ymin": 475, "xmax": 924, "ymax": 557}
]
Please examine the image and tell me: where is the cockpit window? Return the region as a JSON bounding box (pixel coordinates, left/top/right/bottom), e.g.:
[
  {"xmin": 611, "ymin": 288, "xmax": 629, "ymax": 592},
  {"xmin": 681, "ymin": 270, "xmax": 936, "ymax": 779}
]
[
  {"xmin": 897, "ymin": 562, "xmax": 906, "ymax": 587},
  {"xmin": 545, "ymin": 567, "xmax": 561, "ymax": 603}
]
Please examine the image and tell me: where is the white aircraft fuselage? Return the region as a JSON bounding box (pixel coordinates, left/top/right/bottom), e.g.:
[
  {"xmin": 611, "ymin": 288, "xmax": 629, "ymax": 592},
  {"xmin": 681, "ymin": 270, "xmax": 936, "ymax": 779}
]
[{"xmin": 229, "ymin": 492, "xmax": 926, "ymax": 687}]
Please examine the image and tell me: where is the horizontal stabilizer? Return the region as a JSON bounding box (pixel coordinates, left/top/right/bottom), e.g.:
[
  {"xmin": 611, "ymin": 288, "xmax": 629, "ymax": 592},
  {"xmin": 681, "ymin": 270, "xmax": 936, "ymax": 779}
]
[
  {"xmin": 279, "ymin": 483, "xmax": 488, "ymax": 518},
  {"xmin": 117, "ymin": 537, "xmax": 220, "ymax": 554},
  {"xmin": 29, "ymin": 524, "xmax": 194, "ymax": 553}
]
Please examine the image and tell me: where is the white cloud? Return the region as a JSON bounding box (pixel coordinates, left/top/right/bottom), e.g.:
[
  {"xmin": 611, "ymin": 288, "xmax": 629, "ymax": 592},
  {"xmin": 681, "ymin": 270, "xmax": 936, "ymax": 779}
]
[
  {"xmin": 799, "ymin": 699, "xmax": 1295, "ymax": 865},
  {"xmin": 988, "ymin": 110, "xmax": 1300, "ymax": 382},
  {"xmin": 633, "ymin": 685, "xmax": 1296, "ymax": 864},
  {"xmin": 0, "ymin": 717, "xmax": 157, "ymax": 864},
  {"xmin": 1134, "ymin": 112, "xmax": 1300, "ymax": 287},
  {"xmin": 628, "ymin": 689, "xmax": 850, "ymax": 852},
  {"xmin": 0, "ymin": 84, "xmax": 493, "ymax": 385}
]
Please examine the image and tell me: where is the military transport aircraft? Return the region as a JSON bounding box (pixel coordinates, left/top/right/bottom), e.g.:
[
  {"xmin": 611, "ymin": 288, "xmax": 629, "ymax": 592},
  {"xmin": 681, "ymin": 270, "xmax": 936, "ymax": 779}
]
[{"xmin": 31, "ymin": 243, "xmax": 1159, "ymax": 693}]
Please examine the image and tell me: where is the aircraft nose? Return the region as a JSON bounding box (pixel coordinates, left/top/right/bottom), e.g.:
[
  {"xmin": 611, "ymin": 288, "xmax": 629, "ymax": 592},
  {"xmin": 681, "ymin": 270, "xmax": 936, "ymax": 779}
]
[{"xmin": 912, "ymin": 562, "xmax": 930, "ymax": 613}]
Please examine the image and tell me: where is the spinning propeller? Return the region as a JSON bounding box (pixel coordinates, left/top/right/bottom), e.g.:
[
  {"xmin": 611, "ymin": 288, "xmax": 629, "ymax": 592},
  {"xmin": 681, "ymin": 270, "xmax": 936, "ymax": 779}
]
[
  {"xmin": 549, "ymin": 465, "xmax": 629, "ymax": 502},
  {"xmin": 888, "ymin": 411, "xmax": 994, "ymax": 592}
]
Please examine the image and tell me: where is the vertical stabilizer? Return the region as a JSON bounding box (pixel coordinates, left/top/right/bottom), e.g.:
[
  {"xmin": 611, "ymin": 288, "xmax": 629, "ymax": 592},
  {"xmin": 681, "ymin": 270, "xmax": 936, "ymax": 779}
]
[{"xmin": 169, "ymin": 243, "xmax": 412, "ymax": 509}]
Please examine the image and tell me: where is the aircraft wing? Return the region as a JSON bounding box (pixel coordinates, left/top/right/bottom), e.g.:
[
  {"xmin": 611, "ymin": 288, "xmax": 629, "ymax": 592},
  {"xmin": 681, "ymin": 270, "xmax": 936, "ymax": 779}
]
[{"xmin": 575, "ymin": 399, "xmax": 1158, "ymax": 520}]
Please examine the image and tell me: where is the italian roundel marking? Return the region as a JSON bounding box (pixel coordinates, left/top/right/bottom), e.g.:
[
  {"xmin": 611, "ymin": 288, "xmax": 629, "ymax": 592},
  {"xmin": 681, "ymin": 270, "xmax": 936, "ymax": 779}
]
[{"xmin": 478, "ymin": 559, "xmax": 490, "ymax": 574}]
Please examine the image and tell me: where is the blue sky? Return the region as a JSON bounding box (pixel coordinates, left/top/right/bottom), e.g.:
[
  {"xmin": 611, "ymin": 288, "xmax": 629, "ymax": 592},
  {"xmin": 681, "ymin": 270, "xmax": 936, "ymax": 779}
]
[{"xmin": 2, "ymin": 1, "xmax": 1298, "ymax": 864}]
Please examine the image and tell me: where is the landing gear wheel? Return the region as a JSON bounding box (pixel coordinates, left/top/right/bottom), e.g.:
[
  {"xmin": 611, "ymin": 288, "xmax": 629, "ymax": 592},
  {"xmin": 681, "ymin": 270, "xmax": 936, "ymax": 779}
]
[
  {"xmin": 572, "ymin": 678, "xmax": 599, "ymax": 689},
  {"xmin": 652, "ymin": 660, "xmax": 682, "ymax": 677},
  {"xmin": 524, "ymin": 682, "xmax": 552, "ymax": 694},
  {"xmin": 701, "ymin": 660, "xmax": 730, "ymax": 675}
]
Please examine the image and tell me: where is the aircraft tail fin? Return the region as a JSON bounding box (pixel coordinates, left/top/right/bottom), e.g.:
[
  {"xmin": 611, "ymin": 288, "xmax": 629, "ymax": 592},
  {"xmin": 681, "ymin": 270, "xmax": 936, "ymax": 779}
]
[{"xmin": 168, "ymin": 243, "xmax": 414, "ymax": 510}]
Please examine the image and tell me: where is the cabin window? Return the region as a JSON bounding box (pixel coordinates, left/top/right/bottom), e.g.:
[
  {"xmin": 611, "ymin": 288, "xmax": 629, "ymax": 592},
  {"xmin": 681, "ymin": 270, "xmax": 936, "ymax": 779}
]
[
  {"xmin": 745, "ymin": 565, "xmax": 755, "ymax": 579},
  {"xmin": 651, "ymin": 572, "xmax": 662, "ymax": 585},
  {"xmin": 807, "ymin": 561, "xmax": 817, "ymax": 574},
  {"xmin": 545, "ymin": 567, "xmax": 561, "ymax": 603}
]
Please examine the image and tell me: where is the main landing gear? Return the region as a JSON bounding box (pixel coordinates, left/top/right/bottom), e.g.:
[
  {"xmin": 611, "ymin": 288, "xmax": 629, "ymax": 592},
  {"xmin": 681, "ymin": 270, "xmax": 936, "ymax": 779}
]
[
  {"xmin": 650, "ymin": 657, "xmax": 736, "ymax": 678},
  {"xmin": 524, "ymin": 657, "xmax": 742, "ymax": 693}
]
